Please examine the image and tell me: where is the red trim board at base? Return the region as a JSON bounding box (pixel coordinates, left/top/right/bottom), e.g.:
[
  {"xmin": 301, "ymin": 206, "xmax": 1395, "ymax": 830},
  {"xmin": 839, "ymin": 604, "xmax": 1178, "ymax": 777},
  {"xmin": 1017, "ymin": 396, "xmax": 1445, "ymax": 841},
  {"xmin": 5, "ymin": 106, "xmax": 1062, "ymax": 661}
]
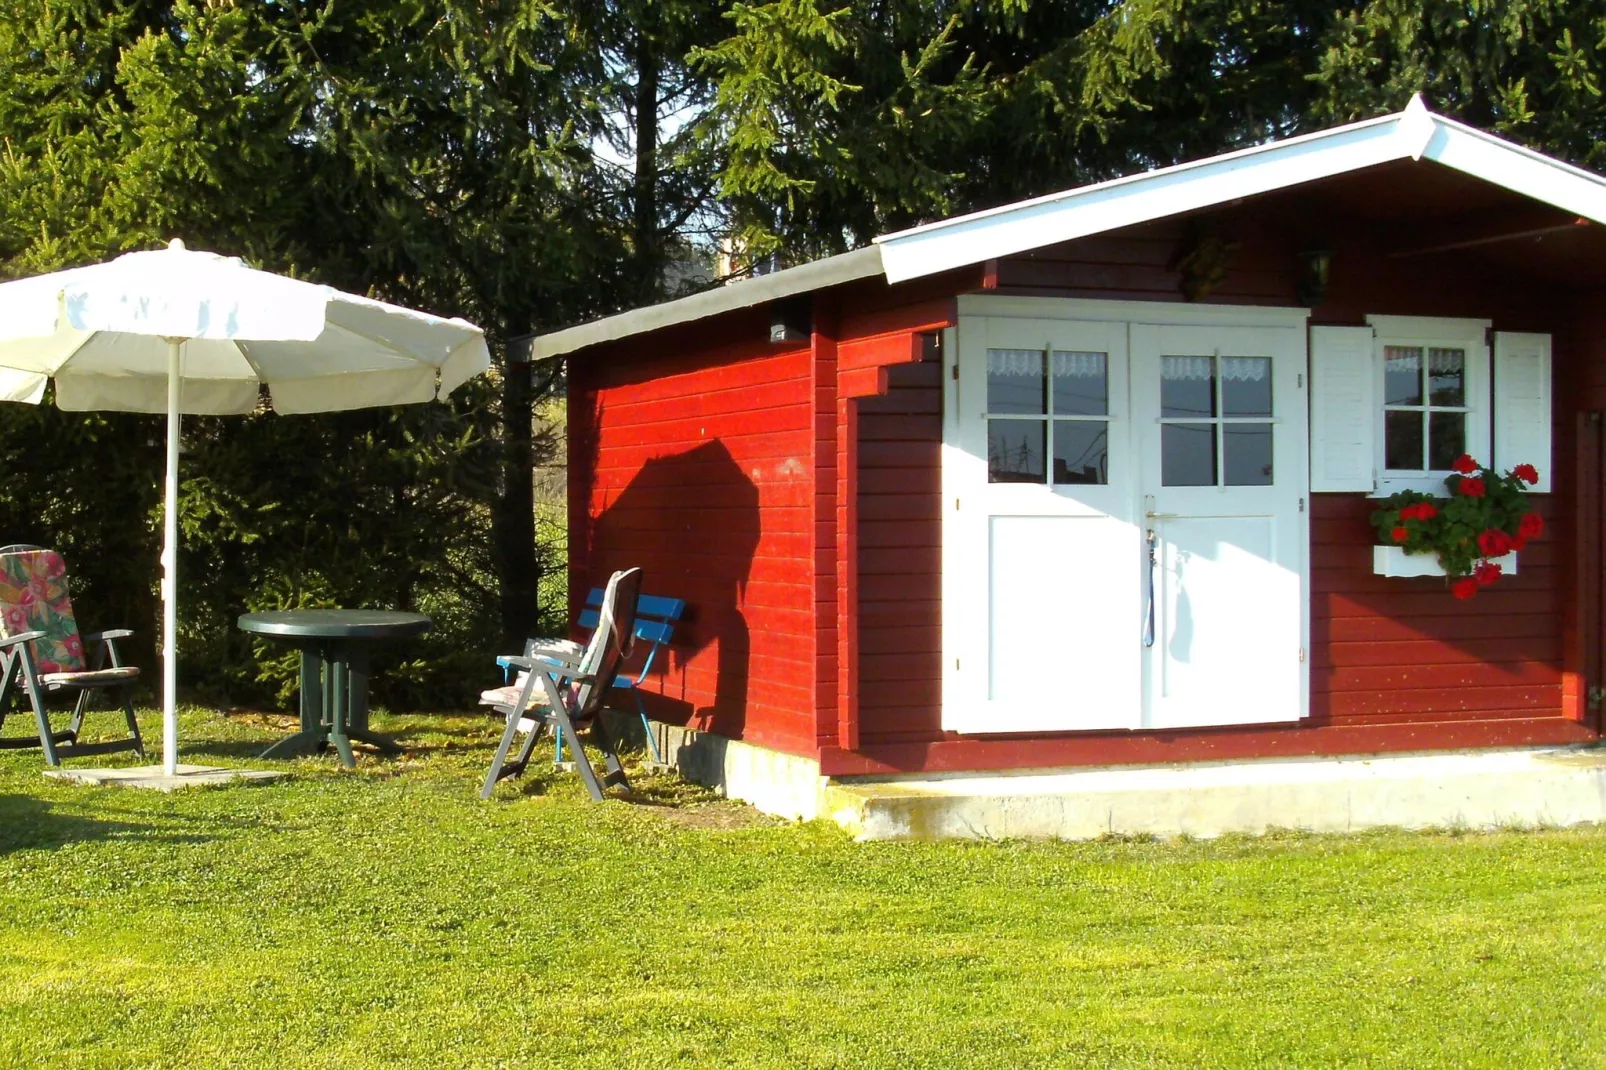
[{"xmin": 819, "ymin": 718, "xmax": 1600, "ymax": 776}]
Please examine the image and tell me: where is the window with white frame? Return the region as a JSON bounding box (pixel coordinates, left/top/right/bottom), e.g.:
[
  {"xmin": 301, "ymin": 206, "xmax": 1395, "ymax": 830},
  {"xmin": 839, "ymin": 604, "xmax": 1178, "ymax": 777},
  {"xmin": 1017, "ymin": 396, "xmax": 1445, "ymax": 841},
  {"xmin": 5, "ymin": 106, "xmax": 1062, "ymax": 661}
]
[
  {"xmin": 1309, "ymin": 316, "xmax": 1551, "ymax": 496},
  {"xmin": 1373, "ymin": 315, "xmax": 1489, "ymax": 490}
]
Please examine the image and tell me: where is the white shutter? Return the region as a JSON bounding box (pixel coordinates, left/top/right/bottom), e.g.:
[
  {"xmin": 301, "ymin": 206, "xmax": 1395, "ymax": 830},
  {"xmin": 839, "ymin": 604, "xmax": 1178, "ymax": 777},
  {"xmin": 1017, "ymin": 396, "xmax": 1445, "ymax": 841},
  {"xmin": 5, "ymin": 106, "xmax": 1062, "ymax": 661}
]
[
  {"xmin": 1308, "ymin": 326, "xmax": 1376, "ymax": 492},
  {"xmin": 1493, "ymin": 331, "xmax": 1552, "ymax": 492}
]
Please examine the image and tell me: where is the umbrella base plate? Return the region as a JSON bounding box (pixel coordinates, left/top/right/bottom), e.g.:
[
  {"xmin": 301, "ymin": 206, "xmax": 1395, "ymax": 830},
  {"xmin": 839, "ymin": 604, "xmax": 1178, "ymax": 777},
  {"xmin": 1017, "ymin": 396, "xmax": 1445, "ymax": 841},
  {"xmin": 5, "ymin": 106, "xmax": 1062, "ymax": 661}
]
[{"xmin": 43, "ymin": 764, "xmax": 286, "ymax": 791}]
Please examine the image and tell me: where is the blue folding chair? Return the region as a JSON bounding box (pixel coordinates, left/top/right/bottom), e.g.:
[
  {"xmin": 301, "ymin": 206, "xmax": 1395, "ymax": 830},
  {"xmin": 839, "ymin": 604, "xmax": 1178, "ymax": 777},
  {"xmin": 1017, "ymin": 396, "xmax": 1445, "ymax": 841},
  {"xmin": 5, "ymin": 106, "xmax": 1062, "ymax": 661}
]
[{"xmin": 497, "ymin": 589, "xmax": 685, "ymax": 765}]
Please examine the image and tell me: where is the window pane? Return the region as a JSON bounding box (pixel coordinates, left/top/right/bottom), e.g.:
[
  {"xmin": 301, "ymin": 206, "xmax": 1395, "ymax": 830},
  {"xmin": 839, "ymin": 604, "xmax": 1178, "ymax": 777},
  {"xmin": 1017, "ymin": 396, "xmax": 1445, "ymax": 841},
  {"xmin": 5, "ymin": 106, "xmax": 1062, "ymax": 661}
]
[
  {"xmin": 988, "ymin": 419, "xmax": 1045, "ymax": 483},
  {"xmin": 1053, "ymin": 420, "xmax": 1108, "ymax": 485},
  {"xmin": 1427, "ymin": 347, "xmax": 1465, "ymax": 406},
  {"xmin": 987, "ymin": 349, "xmax": 1045, "ymax": 414},
  {"xmin": 1429, "ymin": 411, "xmax": 1466, "ymax": 471},
  {"xmin": 1220, "ymin": 357, "xmax": 1272, "ymax": 417},
  {"xmin": 1385, "ymin": 410, "xmax": 1424, "ymax": 470},
  {"xmin": 1162, "ymin": 356, "xmax": 1215, "ymax": 418},
  {"xmin": 1384, "ymin": 346, "xmax": 1424, "ymax": 406},
  {"xmin": 1224, "ymin": 423, "xmax": 1273, "ymax": 486},
  {"xmin": 1162, "ymin": 423, "xmax": 1216, "ymax": 486},
  {"xmin": 1050, "ymin": 351, "xmax": 1107, "ymax": 416}
]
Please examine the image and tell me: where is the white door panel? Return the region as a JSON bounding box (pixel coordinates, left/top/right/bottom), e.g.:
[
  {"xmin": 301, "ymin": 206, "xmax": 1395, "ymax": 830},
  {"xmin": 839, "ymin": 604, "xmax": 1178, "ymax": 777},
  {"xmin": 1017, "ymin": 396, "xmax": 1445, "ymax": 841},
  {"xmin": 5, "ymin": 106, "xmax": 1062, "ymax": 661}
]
[
  {"xmin": 987, "ymin": 514, "xmax": 1140, "ymax": 730},
  {"xmin": 1133, "ymin": 323, "xmax": 1308, "ymax": 729},
  {"xmin": 946, "ymin": 310, "xmax": 1309, "ymax": 735}
]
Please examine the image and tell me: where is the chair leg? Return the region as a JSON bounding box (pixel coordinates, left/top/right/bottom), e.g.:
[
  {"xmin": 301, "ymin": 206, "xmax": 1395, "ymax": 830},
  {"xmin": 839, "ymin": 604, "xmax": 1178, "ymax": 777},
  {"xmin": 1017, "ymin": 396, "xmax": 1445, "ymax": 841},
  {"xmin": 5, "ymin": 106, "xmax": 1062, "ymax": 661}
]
[
  {"xmin": 480, "ymin": 672, "xmax": 547, "ymax": 800},
  {"xmin": 17, "ymin": 661, "xmax": 60, "ymax": 767},
  {"xmin": 480, "ymin": 710, "xmax": 527, "ymax": 800},
  {"xmin": 634, "ymin": 690, "xmax": 664, "ymax": 765},
  {"xmin": 66, "ymin": 687, "xmax": 92, "ymax": 739},
  {"xmin": 548, "ymin": 703, "xmax": 608, "ymax": 801},
  {"xmin": 120, "ymin": 687, "xmax": 145, "ymax": 758},
  {"xmin": 588, "ymin": 714, "xmax": 632, "ymax": 791}
]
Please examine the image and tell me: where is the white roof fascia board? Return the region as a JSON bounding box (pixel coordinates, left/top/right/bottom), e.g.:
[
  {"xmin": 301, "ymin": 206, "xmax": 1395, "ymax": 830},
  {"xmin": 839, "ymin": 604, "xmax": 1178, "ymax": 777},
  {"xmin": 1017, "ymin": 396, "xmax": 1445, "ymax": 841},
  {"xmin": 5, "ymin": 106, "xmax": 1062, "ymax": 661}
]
[
  {"xmin": 876, "ymin": 117, "xmax": 1411, "ymax": 283},
  {"xmin": 526, "ymin": 245, "xmax": 883, "ymax": 360},
  {"xmin": 876, "ymin": 97, "xmax": 1606, "ymax": 284},
  {"xmin": 1422, "ymin": 118, "xmax": 1606, "ymax": 226}
]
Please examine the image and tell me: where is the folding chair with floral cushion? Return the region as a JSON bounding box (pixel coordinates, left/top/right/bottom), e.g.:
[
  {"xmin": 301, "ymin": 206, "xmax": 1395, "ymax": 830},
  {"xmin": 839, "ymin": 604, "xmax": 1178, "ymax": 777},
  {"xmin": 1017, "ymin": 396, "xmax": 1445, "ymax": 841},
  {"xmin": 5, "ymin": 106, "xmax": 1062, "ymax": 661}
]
[{"xmin": 0, "ymin": 546, "xmax": 144, "ymax": 764}]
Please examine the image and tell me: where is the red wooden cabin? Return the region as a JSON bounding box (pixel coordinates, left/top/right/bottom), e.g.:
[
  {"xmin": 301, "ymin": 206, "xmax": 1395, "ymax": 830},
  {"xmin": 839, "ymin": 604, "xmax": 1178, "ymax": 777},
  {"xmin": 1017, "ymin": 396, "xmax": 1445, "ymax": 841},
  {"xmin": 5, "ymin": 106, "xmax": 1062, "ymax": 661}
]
[{"xmin": 530, "ymin": 99, "xmax": 1606, "ymax": 831}]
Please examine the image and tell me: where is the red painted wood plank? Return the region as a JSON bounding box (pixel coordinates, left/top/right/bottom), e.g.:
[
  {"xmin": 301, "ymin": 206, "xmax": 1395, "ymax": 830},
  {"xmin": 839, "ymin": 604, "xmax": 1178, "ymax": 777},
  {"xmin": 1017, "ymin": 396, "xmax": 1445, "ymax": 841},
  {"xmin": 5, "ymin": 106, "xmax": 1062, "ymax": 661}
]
[
  {"xmin": 826, "ymin": 718, "xmax": 1597, "ymax": 776},
  {"xmin": 1325, "ymin": 685, "xmax": 1560, "ymax": 717},
  {"xmin": 1314, "ymin": 636, "xmax": 1563, "ymax": 668},
  {"xmin": 1315, "ymin": 661, "xmax": 1560, "ymax": 692}
]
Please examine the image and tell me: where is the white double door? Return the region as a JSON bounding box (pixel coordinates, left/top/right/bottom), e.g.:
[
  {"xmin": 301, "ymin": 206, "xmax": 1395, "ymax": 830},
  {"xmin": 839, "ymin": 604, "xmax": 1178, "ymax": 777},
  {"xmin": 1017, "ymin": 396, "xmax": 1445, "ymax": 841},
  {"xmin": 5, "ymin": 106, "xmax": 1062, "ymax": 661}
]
[{"xmin": 946, "ymin": 309, "xmax": 1308, "ymax": 734}]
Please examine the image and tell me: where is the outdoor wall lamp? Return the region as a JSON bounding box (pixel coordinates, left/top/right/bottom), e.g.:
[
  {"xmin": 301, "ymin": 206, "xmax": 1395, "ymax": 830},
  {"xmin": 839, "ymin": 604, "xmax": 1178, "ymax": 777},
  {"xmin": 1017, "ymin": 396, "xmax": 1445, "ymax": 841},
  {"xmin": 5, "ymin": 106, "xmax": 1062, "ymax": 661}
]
[{"xmin": 1298, "ymin": 243, "xmax": 1331, "ymax": 307}]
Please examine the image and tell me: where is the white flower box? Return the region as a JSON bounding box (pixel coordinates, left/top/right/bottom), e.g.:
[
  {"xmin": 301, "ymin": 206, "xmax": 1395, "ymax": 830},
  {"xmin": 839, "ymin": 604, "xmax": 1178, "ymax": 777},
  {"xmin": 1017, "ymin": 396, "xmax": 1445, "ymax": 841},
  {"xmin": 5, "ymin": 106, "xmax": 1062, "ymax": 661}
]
[{"xmin": 1371, "ymin": 545, "xmax": 1518, "ymax": 578}]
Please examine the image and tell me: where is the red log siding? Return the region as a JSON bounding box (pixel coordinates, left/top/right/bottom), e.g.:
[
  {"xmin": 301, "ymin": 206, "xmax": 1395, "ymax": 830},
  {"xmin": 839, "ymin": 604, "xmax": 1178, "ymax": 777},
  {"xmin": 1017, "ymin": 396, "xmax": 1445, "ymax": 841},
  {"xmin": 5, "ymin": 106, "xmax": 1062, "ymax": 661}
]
[
  {"xmin": 846, "ymin": 186, "xmax": 1597, "ymax": 771},
  {"xmin": 566, "ymin": 169, "xmax": 1603, "ymax": 773},
  {"xmin": 569, "ymin": 309, "xmax": 819, "ymax": 755}
]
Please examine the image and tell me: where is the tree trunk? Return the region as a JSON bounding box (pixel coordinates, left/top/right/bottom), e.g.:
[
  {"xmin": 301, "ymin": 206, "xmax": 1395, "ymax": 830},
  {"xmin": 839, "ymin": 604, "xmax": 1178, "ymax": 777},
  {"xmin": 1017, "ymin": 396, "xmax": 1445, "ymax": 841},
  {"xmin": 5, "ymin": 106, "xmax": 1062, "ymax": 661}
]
[
  {"xmin": 632, "ymin": 25, "xmax": 660, "ymax": 302},
  {"xmin": 494, "ymin": 354, "xmax": 539, "ymax": 649}
]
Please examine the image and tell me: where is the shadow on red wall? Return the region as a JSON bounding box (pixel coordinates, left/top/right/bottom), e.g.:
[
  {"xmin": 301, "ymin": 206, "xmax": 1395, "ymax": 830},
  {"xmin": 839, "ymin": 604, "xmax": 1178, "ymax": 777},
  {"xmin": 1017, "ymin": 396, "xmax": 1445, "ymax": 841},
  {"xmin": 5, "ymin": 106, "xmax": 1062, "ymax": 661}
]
[{"xmin": 583, "ymin": 438, "xmax": 760, "ymax": 739}]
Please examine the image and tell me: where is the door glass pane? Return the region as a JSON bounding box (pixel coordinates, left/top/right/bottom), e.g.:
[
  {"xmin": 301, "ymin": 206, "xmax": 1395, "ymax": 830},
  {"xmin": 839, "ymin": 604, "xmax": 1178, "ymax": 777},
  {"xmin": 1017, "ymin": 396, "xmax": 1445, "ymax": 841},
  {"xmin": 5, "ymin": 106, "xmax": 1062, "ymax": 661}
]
[
  {"xmin": 987, "ymin": 349, "xmax": 1045, "ymax": 414},
  {"xmin": 1384, "ymin": 346, "xmax": 1424, "ymax": 405},
  {"xmin": 1053, "ymin": 420, "xmax": 1108, "ymax": 485},
  {"xmin": 1427, "ymin": 347, "xmax": 1465, "ymax": 406},
  {"xmin": 1162, "ymin": 423, "xmax": 1216, "ymax": 486},
  {"xmin": 988, "ymin": 419, "xmax": 1045, "ymax": 483},
  {"xmin": 1428, "ymin": 411, "xmax": 1466, "ymax": 471},
  {"xmin": 1051, "ymin": 351, "xmax": 1108, "ymax": 416},
  {"xmin": 1223, "ymin": 423, "xmax": 1273, "ymax": 485},
  {"xmin": 1220, "ymin": 357, "xmax": 1272, "ymax": 417},
  {"xmin": 1385, "ymin": 410, "xmax": 1424, "ymax": 470},
  {"xmin": 1162, "ymin": 356, "xmax": 1215, "ymax": 418}
]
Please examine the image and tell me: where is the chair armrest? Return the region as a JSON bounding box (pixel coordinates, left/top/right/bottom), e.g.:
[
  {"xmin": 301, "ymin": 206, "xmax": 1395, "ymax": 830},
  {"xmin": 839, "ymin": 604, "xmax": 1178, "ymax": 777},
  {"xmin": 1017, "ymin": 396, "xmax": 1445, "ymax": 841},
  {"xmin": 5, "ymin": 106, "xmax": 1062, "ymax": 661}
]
[
  {"xmin": 0, "ymin": 630, "xmax": 44, "ymax": 649},
  {"xmin": 501, "ymin": 655, "xmax": 598, "ymax": 684},
  {"xmin": 505, "ymin": 648, "xmax": 584, "ymax": 671},
  {"xmin": 83, "ymin": 629, "xmax": 134, "ymax": 643}
]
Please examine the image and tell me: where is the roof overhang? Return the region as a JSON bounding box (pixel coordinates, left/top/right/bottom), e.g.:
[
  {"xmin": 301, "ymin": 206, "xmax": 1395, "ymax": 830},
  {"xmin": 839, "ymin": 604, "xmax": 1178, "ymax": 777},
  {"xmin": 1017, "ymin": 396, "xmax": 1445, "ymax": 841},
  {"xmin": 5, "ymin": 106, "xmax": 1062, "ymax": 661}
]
[
  {"xmin": 873, "ymin": 95, "xmax": 1606, "ymax": 283},
  {"xmin": 522, "ymin": 245, "xmax": 883, "ymax": 361},
  {"xmin": 531, "ymin": 97, "xmax": 1606, "ymax": 358}
]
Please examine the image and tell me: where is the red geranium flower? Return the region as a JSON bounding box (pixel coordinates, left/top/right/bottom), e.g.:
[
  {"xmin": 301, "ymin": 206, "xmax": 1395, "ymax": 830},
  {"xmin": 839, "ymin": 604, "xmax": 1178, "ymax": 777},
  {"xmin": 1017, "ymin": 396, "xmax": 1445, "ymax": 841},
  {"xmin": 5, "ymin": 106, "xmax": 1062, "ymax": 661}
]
[
  {"xmin": 1391, "ymin": 525, "xmax": 1409, "ymax": 543},
  {"xmin": 1474, "ymin": 560, "xmax": 1503, "ymax": 587},
  {"xmin": 1518, "ymin": 512, "xmax": 1544, "ymax": 540},
  {"xmin": 1410, "ymin": 502, "xmax": 1438, "ymax": 521},
  {"xmin": 1458, "ymin": 477, "xmax": 1486, "ymax": 498},
  {"xmin": 1477, "ymin": 529, "xmax": 1513, "ymax": 557},
  {"xmin": 1451, "ymin": 577, "xmax": 1480, "ymax": 600},
  {"xmin": 1511, "ymin": 535, "xmax": 1528, "ymax": 552},
  {"xmin": 1451, "ymin": 454, "xmax": 1480, "ymax": 475},
  {"xmin": 1512, "ymin": 463, "xmax": 1540, "ymax": 485}
]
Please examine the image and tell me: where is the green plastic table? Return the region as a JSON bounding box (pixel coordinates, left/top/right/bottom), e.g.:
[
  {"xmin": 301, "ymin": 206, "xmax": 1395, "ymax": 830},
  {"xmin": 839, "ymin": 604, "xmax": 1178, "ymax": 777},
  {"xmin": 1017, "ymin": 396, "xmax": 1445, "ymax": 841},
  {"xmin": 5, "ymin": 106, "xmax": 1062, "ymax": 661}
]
[{"xmin": 238, "ymin": 610, "xmax": 432, "ymax": 767}]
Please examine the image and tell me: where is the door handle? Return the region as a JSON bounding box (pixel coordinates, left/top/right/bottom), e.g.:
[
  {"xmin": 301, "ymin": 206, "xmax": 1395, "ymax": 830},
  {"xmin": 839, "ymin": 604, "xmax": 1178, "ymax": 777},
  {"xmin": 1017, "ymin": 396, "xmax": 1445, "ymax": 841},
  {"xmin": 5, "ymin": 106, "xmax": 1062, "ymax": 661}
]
[{"xmin": 1142, "ymin": 529, "xmax": 1158, "ymax": 648}]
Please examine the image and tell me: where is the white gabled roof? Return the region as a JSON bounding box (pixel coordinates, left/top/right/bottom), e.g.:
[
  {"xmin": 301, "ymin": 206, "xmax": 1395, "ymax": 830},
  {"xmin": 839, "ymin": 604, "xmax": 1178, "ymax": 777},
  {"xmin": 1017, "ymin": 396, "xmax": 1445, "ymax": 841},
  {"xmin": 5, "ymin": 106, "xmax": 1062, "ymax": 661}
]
[
  {"xmin": 533, "ymin": 97, "xmax": 1606, "ymax": 357},
  {"xmin": 874, "ymin": 95, "xmax": 1606, "ymax": 283}
]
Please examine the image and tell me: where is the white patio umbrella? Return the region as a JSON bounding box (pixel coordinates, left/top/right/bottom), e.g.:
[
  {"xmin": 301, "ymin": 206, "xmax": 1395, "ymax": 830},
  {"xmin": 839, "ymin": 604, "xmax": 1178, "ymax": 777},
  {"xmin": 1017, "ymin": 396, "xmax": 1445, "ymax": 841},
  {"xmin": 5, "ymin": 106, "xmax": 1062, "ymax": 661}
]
[{"xmin": 0, "ymin": 240, "xmax": 491, "ymax": 775}]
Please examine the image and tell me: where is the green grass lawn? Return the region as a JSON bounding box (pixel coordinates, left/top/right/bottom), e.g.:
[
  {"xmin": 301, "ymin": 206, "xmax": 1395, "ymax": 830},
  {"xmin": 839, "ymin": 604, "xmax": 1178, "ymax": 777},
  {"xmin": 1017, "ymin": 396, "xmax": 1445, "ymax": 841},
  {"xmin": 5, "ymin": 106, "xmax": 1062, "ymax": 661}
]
[{"xmin": 2, "ymin": 708, "xmax": 1605, "ymax": 1068}]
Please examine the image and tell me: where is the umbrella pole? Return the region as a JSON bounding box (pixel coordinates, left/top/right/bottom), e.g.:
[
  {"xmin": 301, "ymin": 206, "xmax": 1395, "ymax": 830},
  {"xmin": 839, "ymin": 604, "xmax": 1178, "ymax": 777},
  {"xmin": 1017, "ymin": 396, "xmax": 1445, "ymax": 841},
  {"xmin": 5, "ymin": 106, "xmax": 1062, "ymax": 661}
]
[{"xmin": 162, "ymin": 339, "xmax": 182, "ymax": 776}]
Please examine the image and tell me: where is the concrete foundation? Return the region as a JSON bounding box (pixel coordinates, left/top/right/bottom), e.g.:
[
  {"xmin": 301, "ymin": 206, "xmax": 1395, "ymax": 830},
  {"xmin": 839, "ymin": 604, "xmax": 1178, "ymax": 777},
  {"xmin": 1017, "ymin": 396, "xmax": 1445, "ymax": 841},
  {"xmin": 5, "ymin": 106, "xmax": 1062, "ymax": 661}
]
[
  {"xmin": 43, "ymin": 764, "xmax": 287, "ymax": 791},
  {"xmin": 647, "ymin": 721, "xmax": 1606, "ymax": 841},
  {"xmin": 646, "ymin": 721, "xmax": 827, "ymax": 820}
]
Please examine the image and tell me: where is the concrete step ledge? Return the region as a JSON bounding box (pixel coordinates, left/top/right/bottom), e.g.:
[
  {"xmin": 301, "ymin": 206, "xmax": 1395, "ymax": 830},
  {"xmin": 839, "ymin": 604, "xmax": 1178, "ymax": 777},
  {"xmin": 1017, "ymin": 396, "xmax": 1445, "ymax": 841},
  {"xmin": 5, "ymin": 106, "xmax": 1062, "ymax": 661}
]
[{"xmin": 823, "ymin": 746, "xmax": 1606, "ymax": 841}]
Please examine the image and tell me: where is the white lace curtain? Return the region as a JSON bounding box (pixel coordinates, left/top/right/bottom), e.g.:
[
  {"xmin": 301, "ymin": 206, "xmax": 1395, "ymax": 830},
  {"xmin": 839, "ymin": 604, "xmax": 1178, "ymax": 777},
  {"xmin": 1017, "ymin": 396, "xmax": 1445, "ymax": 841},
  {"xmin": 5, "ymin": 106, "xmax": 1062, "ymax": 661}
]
[
  {"xmin": 988, "ymin": 349, "xmax": 1106, "ymax": 378},
  {"xmin": 1384, "ymin": 346, "xmax": 1465, "ymax": 374},
  {"xmin": 1162, "ymin": 356, "xmax": 1270, "ymax": 382}
]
